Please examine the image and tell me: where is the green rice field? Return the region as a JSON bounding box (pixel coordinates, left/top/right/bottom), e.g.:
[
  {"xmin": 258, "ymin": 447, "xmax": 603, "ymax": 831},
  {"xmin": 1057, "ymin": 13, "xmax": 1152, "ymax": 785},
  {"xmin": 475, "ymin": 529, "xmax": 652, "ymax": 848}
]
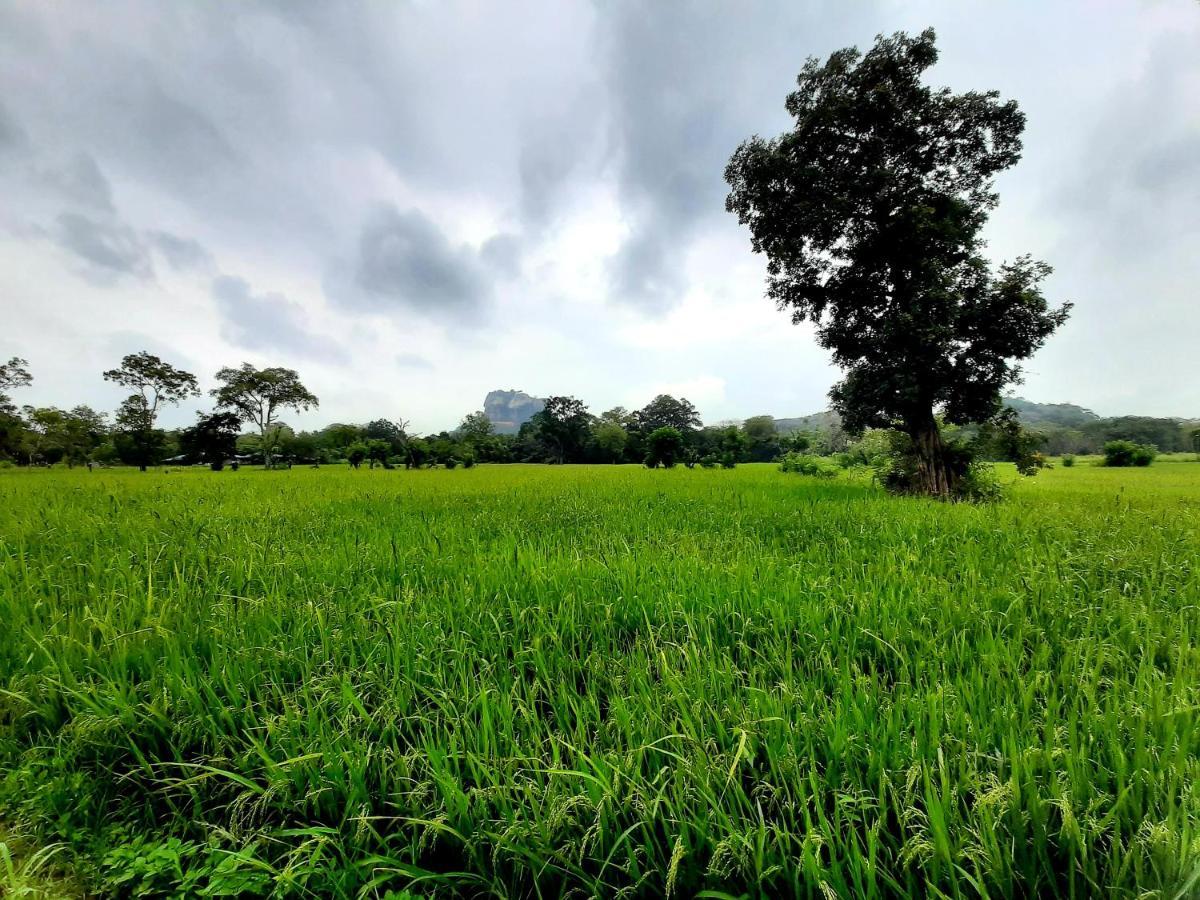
[{"xmin": 1, "ymin": 462, "xmax": 1198, "ymax": 897}]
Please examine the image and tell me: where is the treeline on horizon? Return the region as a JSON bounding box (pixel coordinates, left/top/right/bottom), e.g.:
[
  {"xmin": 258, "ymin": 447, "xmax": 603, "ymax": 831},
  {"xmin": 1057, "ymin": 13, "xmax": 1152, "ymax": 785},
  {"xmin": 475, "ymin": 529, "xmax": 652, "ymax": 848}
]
[{"xmin": 2, "ymin": 353, "xmax": 1196, "ymax": 472}]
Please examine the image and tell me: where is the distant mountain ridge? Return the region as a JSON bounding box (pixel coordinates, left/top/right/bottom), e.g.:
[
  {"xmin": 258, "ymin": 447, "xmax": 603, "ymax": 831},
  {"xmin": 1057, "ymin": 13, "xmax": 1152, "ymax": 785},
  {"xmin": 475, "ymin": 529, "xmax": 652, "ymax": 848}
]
[{"xmin": 772, "ymin": 397, "xmax": 1189, "ymax": 434}]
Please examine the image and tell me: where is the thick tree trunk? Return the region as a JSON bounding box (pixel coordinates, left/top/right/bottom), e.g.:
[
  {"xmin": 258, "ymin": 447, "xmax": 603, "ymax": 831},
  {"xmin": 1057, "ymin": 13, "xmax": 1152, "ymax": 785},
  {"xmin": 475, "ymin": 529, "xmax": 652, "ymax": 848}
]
[{"xmin": 911, "ymin": 418, "xmax": 954, "ymax": 497}]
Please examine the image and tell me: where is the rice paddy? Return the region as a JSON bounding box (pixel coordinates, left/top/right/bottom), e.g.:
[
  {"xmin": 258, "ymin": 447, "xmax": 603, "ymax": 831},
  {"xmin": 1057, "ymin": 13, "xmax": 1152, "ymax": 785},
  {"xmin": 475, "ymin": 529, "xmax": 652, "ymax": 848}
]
[{"xmin": 1, "ymin": 462, "xmax": 1197, "ymax": 898}]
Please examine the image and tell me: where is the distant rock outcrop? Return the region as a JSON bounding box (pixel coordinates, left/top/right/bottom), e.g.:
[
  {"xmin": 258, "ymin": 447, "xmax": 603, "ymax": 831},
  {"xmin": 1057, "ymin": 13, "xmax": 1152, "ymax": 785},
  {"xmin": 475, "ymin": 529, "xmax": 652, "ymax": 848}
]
[{"xmin": 484, "ymin": 389, "xmax": 545, "ymax": 435}]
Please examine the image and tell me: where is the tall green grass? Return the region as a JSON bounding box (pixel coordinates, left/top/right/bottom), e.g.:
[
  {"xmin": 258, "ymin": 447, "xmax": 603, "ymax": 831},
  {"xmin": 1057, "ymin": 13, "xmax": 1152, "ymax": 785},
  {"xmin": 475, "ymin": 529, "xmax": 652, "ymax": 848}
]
[{"xmin": 1, "ymin": 463, "xmax": 1197, "ymax": 897}]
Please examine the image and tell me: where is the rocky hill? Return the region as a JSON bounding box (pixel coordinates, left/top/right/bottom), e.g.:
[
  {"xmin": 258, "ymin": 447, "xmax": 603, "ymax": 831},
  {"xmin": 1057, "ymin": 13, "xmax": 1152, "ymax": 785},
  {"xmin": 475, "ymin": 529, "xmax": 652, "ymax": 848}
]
[{"xmin": 483, "ymin": 389, "xmax": 545, "ymax": 435}]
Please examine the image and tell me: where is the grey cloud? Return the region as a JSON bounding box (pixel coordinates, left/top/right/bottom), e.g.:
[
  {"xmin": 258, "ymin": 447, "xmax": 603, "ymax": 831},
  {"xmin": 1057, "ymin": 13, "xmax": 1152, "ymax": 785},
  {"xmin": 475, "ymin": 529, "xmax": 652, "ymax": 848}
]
[
  {"xmin": 395, "ymin": 352, "xmax": 434, "ymax": 370},
  {"xmin": 213, "ymin": 274, "xmax": 346, "ymax": 362},
  {"xmin": 48, "ymin": 153, "xmax": 114, "ymax": 212},
  {"xmin": 480, "ymin": 232, "xmax": 523, "ymax": 278},
  {"xmin": 597, "ymin": 3, "xmax": 876, "ymax": 311},
  {"xmin": 330, "ymin": 206, "xmax": 490, "ymax": 318},
  {"xmin": 53, "ymin": 212, "xmax": 152, "ymax": 283},
  {"xmin": 1054, "ymin": 32, "xmax": 1200, "ymax": 253},
  {"xmin": 0, "ymin": 100, "xmax": 27, "ymax": 155},
  {"xmin": 149, "ymin": 231, "xmax": 214, "ymax": 273}
]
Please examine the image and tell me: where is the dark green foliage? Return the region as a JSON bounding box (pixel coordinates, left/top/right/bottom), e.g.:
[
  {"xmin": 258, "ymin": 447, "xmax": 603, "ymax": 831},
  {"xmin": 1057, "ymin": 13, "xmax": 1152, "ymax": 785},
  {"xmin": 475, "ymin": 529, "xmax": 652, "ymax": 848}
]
[
  {"xmin": 1103, "ymin": 440, "xmax": 1157, "ymax": 467},
  {"xmin": 345, "ymin": 442, "xmax": 368, "ymax": 469},
  {"xmin": 178, "ymin": 412, "xmax": 241, "ymax": 470},
  {"xmin": 1061, "ymin": 454, "xmax": 1075, "ymax": 468},
  {"xmin": 365, "ymin": 439, "xmax": 392, "ymax": 468},
  {"xmin": 725, "ymin": 29, "xmax": 1069, "ymax": 495},
  {"xmin": 634, "ymin": 395, "xmax": 700, "ymax": 434},
  {"xmin": 973, "ymin": 407, "xmax": 1049, "ymax": 476},
  {"xmin": 644, "ymin": 426, "xmax": 684, "ymax": 468},
  {"xmin": 779, "ymin": 452, "xmax": 839, "ymax": 478},
  {"xmin": 524, "ymin": 396, "xmax": 592, "ymax": 464}
]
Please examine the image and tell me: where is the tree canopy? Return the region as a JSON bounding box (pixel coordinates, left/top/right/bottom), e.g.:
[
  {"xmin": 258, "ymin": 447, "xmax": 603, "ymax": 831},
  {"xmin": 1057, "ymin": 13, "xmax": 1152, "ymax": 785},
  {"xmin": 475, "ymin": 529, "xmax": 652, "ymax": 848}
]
[
  {"xmin": 103, "ymin": 352, "xmax": 199, "ymax": 424},
  {"xmin": 212, "ymin": 364, "xmax": 318, "ymax": 468}
]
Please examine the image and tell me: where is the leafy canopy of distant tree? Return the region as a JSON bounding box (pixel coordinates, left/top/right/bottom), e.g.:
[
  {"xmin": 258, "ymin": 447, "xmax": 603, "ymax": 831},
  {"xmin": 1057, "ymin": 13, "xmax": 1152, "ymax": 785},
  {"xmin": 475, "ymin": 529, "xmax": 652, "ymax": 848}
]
[
  {"xmin": 212, "ymin": 364, "xmax": 318, "ymax": 468},
  {"xmin": 725, "ymin": 28, "xmax": 1070, "ymax": 496},
  {"xmin": 179, "ymin": 412, "xmax": 242, "ymax": 470},
  {"xmin": 644, "ymin": 427, "xmax": 685, "ymax": 468},
  {"xmin": 103, "ymin": 352, "xmax": 199, "ymax": 425}
]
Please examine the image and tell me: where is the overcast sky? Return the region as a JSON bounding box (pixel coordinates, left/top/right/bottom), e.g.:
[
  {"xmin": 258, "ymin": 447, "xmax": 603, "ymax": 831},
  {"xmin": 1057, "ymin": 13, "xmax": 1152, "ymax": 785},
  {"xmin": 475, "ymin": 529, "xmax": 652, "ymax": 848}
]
[{"xmin": 1, "ymin": 1, "xmax": 1197, "ymax": 432}]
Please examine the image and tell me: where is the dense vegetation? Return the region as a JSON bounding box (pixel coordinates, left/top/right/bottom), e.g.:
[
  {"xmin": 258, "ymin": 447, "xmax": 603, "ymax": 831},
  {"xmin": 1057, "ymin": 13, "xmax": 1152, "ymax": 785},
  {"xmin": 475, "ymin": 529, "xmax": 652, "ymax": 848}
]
[{"xmin": 2, "ymin": 461, "xmax": 1197, "ymax": 897}]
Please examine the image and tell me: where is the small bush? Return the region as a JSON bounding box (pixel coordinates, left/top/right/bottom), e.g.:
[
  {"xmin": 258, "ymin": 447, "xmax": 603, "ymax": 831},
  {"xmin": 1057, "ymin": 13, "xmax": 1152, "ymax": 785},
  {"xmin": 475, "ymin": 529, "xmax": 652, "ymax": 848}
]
[
  {"xmin": 1103, "ymin": 440, "xmax": 1157, "ymax": 467},
  {"xmin": 444, "ymin": 457, "xmax": 460, "ymax": 470},
  {"xmin": 1061, "ymin": 454, "xmax": 1075, "ymax": 468},
  {"xmin": 699, "ymin": 455, "xmax": 718, "ymax": 469},
  {"xmin": 720, "ymin": 452, "xmax": 737, "ymax": 469},
  {"xmin": 779, "ymin": 452, "xmax": 839, "ymax": 478},
  {"xmin": 953, "ymin": 461, "xmax": 1006, "ymax": 502}
]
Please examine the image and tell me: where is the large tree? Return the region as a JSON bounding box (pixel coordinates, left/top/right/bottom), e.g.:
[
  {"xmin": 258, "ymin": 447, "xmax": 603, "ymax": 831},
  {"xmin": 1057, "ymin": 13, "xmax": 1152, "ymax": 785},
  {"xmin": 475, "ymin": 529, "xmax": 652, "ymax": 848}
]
[
  {"xmin": 634, "ymin": 395, "xmax": 701, "ymax": 435},
  {"xmin": 103, "ymin": 352, "xmax": 199, "ymax": 425},
  {"xmin": 527, "ymin": 396, "xmax": 592, "ymax": 464},
  {"xmin": 211, "ymin": 364, "xmax": 318, "ymax": 468},
  {"xmin": 725, "ymin": 29, "xmax": 1070, "ymax": 495}
]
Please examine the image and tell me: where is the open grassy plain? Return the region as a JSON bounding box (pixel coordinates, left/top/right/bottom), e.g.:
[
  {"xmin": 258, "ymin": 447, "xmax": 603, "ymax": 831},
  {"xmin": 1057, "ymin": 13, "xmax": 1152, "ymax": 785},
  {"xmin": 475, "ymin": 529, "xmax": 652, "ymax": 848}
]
[{"xmin": 1, "ymin": 462, "xmax": 1197, "ymax": 897}]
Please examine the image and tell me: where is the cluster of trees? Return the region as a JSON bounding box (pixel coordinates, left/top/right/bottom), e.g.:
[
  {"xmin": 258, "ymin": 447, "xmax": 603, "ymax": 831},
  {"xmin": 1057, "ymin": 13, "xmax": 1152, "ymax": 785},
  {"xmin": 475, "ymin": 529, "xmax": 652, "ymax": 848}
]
[
  {"xmin": 506, "ymin": 395, "xmax": 808, "ymax": 467},
  {"xmin": 240, "ymin": 395, "xmax": 813, "ymax": 470},
  {"xmin": 1, "ymin": 355, "xmax": 818, "ymax": 471},
  {"xmin": 0, "ymin": 354, "xmax": 318, "ymax": 471}
]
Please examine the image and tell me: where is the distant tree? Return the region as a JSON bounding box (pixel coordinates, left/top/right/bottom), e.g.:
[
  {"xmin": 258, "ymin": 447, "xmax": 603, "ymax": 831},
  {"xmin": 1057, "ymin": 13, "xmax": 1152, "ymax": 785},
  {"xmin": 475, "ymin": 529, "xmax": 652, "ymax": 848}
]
[
  {"xmin": 365, "ymin": 439, "xmax": 392, "ymax": 468},
  {"xmin": 1191, "ymin": 428, "xmax": 1200, "ymax": 459},
  {"xmin": 211, "ymin": 364, "xmax": 318, "ymax": 468},
  {"xmin": 364, "ymin": 418, "xmax": 408, "ymax": 454},
  {"xmin": 457, "ymin": 410, "xmax": 495, "ymax": 443},
  {"xmin": 280, "ymin": 430, "xmax": 323, "ymax": 465},
  {"xmin": 1081, "ymin": 416, "xmax": 1188, "ymax": 453},
  {"xmin": 780, "ymin": 431, "xmax": 813, "ymax": 454},
  {"xmin": 645, "ymin": 426, "xmax": 685, "ymax": 468},
  {"xmin": 320, "ymin": 423, "xmax": 364, "ymax": 453},
  {"xmin": 725, "ymin": 29, "xmax": 1069, "ymax": 495},
  {"xmin": 973, "ymin": 407, "xmax": 1048, "ymax": 475},
  {"xmin": 17, "ymin": 405, "xmax": 106, "ymax": 466},
  {"xmin": 346, "ymin": 442, "xmax": 368, "ymax": 469},
  {"xmin": 179, "ymin": 412, "xmax": 241, "ymax": 470},
  {"xmin": 600, "ymin": 406, "xmax": 633, "ymax": 426},
  {"xmin": 0, "ymin": 356, "xmax": 33, "ymax": 414},
  {"xmin": 635, "ymin": 395, "xmax": 701, "ymax": 435},
  {"xmin": 404, "ymin": 437, "xmax": 432, "ymax": 469},
  {"xmin": 103, "ymin": 352, "xmax": 199, "ymax": 426},
  {"xmin": 741, "ymin": 415, "xmax": 780, "ymax": 462},
  {"xmin": 716, "ymin": 425, "xmax": 749, "ymax": 460},
  {"xmin": 592, "ymin": 420, "xmax": 629, "ymax": 463},
  {"xmin": 113, "ymin": 395, "xmax": 167, "ymax": 470},
  {"xmin": 528, "ymin": 396, "xmax": 592, "ymax": 463}
]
